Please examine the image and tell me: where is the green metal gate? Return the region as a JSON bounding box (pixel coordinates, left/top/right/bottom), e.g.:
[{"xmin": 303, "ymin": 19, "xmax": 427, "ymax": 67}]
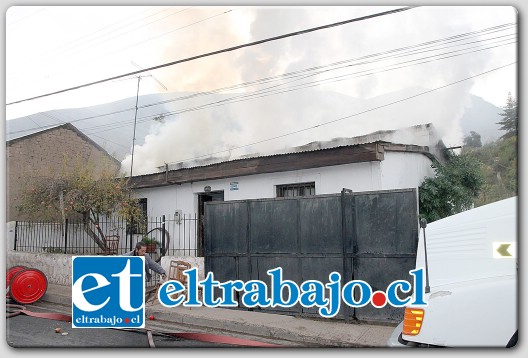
[{"xmin": 204, "ymin": 188, "xmax": 419, "ymax": 323}]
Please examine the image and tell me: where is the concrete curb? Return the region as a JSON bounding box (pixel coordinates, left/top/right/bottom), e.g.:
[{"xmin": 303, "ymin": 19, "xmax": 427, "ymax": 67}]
[
  {"xmin": 145, "ymin": 306, "xmax": 392, "ymax": 347},
  {"xmin": 40, "ymin": 284, "xmax": 395, "ymax": 347}
]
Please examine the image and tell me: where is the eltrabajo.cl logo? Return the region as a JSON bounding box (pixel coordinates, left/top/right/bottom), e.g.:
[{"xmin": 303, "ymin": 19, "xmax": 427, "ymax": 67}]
[{"xmin": 72, "ymin": 256, "xmax": 145, "ymax": 328}]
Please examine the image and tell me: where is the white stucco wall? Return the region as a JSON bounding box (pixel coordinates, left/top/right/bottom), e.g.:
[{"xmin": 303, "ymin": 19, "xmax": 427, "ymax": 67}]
[
  {"xmin": 6, "ymin": 221, "xmax": 16, "ymax": 251},
  {"xmin": 379, "ymin": 152, "xmax": 435, "ymax": 190},
  {"xmin": 133, "ymin": 151, "xmax": 435, "ymax": 220},
  {"xmin": 7, "ymin": 251, "xmax": 205, "ymax": 286},
  {"xmin": 134, "ymin": 160, "xmax": 385, "ymax": 217}
]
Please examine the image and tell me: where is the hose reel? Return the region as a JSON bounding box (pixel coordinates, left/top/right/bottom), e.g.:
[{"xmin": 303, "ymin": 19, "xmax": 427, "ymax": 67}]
[{"xmin": 6, "ymin": 266, "xmax": 48, "ymax": 304}]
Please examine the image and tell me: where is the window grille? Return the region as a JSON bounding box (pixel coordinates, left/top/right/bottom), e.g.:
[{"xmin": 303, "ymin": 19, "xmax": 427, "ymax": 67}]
[{"xmin": 276, "ymin": 182, "xmax": 316, "ymax": 198}]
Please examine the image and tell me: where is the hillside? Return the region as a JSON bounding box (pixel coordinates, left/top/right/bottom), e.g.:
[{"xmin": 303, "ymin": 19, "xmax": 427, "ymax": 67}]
[
  {"xmin": 6, "ymin": 88, "xmax": 504, "ymax": 170},
  {"xmin": 464, "ymin": 135, "xmax": 517, "ymax": 207}
]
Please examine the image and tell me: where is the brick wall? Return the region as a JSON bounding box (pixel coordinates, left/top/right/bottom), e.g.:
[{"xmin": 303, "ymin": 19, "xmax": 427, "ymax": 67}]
[{"xmin": 6, "ymin": 126, "xmax": 120, "ymax": 221}]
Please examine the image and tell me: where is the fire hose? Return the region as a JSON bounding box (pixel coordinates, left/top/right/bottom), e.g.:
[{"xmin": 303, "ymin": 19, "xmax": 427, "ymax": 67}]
[
  {"xmin": 6, "ymin": 303, "xmax": 72, "ymax": 321},
  {"xmin": 6, "ymin": 266, "xmax": 281, "ymax": 348},
  {"xmin": 6, "ymin": 303, "xmax": 280, "ymax": 348}
]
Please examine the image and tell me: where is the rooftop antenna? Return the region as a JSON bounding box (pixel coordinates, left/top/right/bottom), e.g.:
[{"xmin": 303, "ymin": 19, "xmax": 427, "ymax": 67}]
[{"xmin": 128, "ymin": 61, "xmax": 168, "ymax": 179}]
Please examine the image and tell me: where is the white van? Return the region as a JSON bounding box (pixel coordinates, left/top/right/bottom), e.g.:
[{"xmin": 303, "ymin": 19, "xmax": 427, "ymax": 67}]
[{"xmin": 387, "ymin": 196, "xmax": 517, "ymax": 347}]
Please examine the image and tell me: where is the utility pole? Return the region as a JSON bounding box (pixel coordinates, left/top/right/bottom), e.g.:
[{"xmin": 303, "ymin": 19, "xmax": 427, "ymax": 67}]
[
  {"xmin": 127, "ymin": 61, "xmax": 168, "ymax": 251},
  {"xmin": 129, "ymin": 75, "xmax": 141, "ymax": 179},
  {"xmin": 128, "ymin": 61, "xmax": 168, "ymax": 178}
]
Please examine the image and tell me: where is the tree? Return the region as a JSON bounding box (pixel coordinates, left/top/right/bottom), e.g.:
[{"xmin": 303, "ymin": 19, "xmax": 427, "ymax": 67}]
[
  {"xmin": 497, "ymin": 92, "xmax": 518, "ymax": 140},
  {"xmin": 419, "ymin": 151, "xmax": 484, "ymax": 223},
  {"xmin": 463, "ymin": 131, "xmax": 482, "ymax": 148},
  {"xmin": 17, "ymin": 161, "xmax": 145, "ymax": 250},
  {"xmin": 464, "ymin": 136, "xmax": 517, "ymax": 206}
]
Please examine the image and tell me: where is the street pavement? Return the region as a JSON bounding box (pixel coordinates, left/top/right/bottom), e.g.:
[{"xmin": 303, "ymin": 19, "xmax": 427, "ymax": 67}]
[{"xmin": 37, "ymin": 283, "xmax": 396, "ymax": 348}]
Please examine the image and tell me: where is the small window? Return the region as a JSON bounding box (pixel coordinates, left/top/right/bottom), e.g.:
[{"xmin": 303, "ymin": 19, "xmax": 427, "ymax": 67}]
[
  {"xmin": 276, "ymin": 182, "xmax": 316, "ymax": 198},
  {"xmin": 127, "ymin": 198, "xmax": 148, "ymax": 234}
]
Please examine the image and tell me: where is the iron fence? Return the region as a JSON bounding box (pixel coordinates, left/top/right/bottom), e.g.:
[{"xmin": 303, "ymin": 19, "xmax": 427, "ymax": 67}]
[{"xmin": 12, "ymin": 213, "xmax": 199, "ymax": 257}]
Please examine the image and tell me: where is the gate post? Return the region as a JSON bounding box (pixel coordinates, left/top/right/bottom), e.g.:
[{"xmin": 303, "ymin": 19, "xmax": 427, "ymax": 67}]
[
  {"xmin": 341, "ymin": 188, "xmax": 354, "ymax": 322},
  {"xmin": 63, "ymin": 219, "xmax": 69, "ymax": 254},
  {"xmin": 14, "ymin": 221, "xmax": 18, "ymax": 251},
  {"xmin": 129, "ymin": 218, "xmax": 134, "ymax": 251},
  {"xmin": 162, "ymin": 215, "xmax": 166, "ymax": 256}
]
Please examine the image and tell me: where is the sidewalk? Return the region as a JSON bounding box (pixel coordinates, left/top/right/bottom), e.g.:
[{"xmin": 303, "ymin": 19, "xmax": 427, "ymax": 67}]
[{"xmin": 41, "ymin": 283, "xmax": 395, "ymax": 347}]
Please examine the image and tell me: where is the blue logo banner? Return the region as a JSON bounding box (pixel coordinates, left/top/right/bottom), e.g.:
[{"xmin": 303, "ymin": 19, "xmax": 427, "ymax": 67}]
[{"xmin": 72, "ymin": 256, "xmax": 145, "ymax": 328}]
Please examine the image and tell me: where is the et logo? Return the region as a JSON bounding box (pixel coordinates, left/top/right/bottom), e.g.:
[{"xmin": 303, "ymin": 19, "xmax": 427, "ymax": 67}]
[{"xmin": 72, "ymin": 256, "xmax": 145, "ymax": 328}]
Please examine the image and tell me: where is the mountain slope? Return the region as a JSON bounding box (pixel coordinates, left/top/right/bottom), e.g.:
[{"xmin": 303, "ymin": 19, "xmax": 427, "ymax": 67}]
[{"xmin": 6, "ymin": 88, "xmax": 503, "ymax": 166}]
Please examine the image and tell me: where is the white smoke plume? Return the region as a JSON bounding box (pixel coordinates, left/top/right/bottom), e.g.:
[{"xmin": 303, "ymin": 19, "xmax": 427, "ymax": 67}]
[{"xmin": 120, "ymin": 6, "xmax": 516, "ymax": 176}]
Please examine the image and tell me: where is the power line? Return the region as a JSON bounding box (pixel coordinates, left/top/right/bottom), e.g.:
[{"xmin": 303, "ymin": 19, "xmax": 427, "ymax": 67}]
[
  {"xmin": 11, "ymin": 18, "xmax": 511, "ymax": 138},
  {"xmin": 75, "ymin": 24, "xmax": 520, "ymax": 122},
  {"xmin": 7, "ymin": 22, "xmax": 515, "ymax": 138},
  {"xmin": 7, "ymin": 7, "xmax": 230, "ymax": 94},
  {"xmin": 7, "ymin": 6, "xmax": 416, "ymax": 106},
  {"xmin": 8, "ymin": 7, "xmax": 174, "ymax": 76},
  {"xmin": 7, "ymin": 7, "xmax": 200, "ymax": 89},
  {"xmin": 38, "ymin": 110, "xmax": 130, "ymax": 150},
  {"xmin": 7, "ymin": 28, "xmax": 515, "ymax": 138},
  {"xmin": 161, "ymin": 62, "xmax": 516, "ymax": 167},
  {"xmin": 106, "ymin": 9, "xmax": 233, "ymax": 62},
  {"xmin": 133, "ymin": 24, "xmax": 515, "ymax": 110},
  {"xmin": 85, "ymin": 39, "xmax": 515, "ymax": 135},
  {"xmin": 8, "ymin": 34, "xmax": 514, "ymax": 140}
]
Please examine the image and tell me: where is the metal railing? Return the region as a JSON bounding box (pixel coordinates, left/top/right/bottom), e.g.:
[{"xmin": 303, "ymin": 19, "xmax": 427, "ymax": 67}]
[{"xmin": 12, "ymin": 213, "xmax": 199, "ymax": 257}]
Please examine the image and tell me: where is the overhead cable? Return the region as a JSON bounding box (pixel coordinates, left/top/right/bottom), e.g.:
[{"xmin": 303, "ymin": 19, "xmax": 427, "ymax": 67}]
[
  {"xmin": 161, "ymin": 62, "xmax": 516, "ymax": 166},
  {"xmin": 6, "ymin": 6, "xmax": 415, "ymax": 106}
]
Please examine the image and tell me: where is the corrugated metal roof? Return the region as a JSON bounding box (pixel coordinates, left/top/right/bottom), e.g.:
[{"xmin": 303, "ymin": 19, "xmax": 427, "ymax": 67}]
[{"xmin": 156, "ymin": 123, "xmax": 437, "ymax": 174}]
